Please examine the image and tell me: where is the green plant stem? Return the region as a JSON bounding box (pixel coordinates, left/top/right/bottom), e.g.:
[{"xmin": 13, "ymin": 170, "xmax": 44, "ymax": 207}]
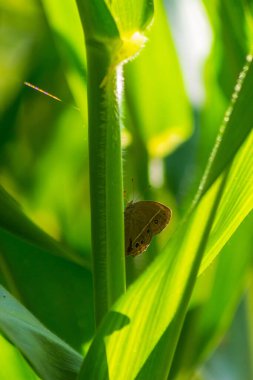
[{"xmin": 86, "ymin": 42, "xmax": 125, "ymax": 327}]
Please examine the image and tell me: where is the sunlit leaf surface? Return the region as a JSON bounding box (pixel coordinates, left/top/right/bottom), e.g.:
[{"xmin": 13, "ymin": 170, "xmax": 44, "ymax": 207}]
[{"xmin": 0, "ymin": 0, "xmax": 252, "ymax": 379}]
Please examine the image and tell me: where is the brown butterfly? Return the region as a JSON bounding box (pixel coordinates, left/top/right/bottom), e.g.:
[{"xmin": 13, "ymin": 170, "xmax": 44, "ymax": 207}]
[{"xmin": 124, "ymin": 201, "xmax": 172, "ymax": 257}]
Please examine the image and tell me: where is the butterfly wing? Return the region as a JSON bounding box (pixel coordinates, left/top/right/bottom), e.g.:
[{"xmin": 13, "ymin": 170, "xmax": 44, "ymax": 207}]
[
  {"xmin": 124, "ymin": 201, "xmax": 172, "ymax": 256},
  {"xmin": 139, "ymin": 201, "xmax": 172, "ymax": 236},
  {"xmin": 124, "ymin": 202, "xmax": 151, "ymax": 256}
]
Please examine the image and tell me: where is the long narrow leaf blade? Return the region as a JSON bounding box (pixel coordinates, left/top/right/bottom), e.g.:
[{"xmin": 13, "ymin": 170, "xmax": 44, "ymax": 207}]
[
  {"xmin": 78, "ymin": 131, "xmax": 253, "ymax": 380},
  {"xmin": 77, "ymin": 55, "xmax": 253, "ymax": 379},
  {"xmin": 0, "ymin": 185, "xmax": 87, "ymax": 267},
  {"xmin": 0, "ymin": 286, "xmax": 82, "ymax": 380}
]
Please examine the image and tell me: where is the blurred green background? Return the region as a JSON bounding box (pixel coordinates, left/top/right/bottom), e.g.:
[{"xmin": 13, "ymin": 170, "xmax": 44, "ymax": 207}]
[{"xmin": 0, "ymin": 0, "xmax": 252, "ymax": 378}]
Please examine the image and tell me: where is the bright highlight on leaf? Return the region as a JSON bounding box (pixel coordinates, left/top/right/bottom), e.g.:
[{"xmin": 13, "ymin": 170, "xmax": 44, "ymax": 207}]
[
  {"xmin": 1, "ymin": 1, "xmax": 252, "ymax": 379},
  {"xmin": 100, "ymin": 31, "xmax": 148, "ymax": 87},
  {"xmin": 77, "ymin": 52, "xmax": 253, "ymax": 379},
  {"xmin": 115, "ymin": 31, "xmax": 148, "ymax": 65}
]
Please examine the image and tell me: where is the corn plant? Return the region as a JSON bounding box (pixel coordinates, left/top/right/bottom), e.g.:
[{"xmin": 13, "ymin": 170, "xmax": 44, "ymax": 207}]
[{"xmin": 0, "ymin": 0, "xmax": 252, "ymax": 379}]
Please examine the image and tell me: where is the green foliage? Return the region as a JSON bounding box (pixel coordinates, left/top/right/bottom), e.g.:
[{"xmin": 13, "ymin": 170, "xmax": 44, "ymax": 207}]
[
  {"xmin": 0, "ymin": 0, "xmax": 252, "ymax": 379},
  {"xmin": 0, "ymin": 286, "xmax": 82, "ymax": 380}
]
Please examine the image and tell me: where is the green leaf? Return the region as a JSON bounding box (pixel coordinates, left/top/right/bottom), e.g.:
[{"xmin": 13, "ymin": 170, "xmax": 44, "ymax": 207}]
[
  {"xmin": 76, "ymin": 0, "xmax": 154, "ymax": 40},
  {"xmin": 0, "ymin": 185, "xmax": 87, "ymax": 267},
  {"xmin": 76, "ymin": 0, "xmax": 154, "ymax": 69},
  {"xmin": 202, "ymin": 299, "xmax": 252, "ymax": 380},
  {"xmin": 41, "ymin": 0, "xmax": 87, "ymax": 119},
  {"xmin": 79, "ymin": 131, "xmax": 253, "ymax": 380},
  {"xmin": 0, "ymin": 226, "xmax": 94, "ymax": 350},
  {"xmin": 0, "ymin": 286, "xmax": 82, "ymax": 380},
  {"xmin": 75, "ymin": 0, "xmax": 120, "ymax": 40},
  {"xmin": 125, "ymin": 0, "xmax": 192, "ymax": 157},
  {"xmin": 0, "ymin": 334, "xmax": 40, "ymax": 380},
  {"xmin": 105, "ymin": 0, "xmax": 154, "ymax": 34},
  {"xmin": 199, "ymin": 0, "xmax": 249, "ymax": 177},
  {"xmin": 170, "ymin": 213, "xmax": 253, "ymax": 379},
  {"xmin": 77, "ymin": 59, "xmax": 253, "ymax": 379},
  {"xmin": 204, "ymin": 0, "xmax": 248, "ymax": 99},
  {"xmin": 201, "ymin": 56, "xmax": 253, "ymax": 193},
  {"xmin": 200, "ymin": 133, "xmax": 253, "ymax": 273}
]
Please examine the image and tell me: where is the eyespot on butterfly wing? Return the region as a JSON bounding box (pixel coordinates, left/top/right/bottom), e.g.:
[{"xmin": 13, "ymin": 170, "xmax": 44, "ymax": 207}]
[{"xmin": 124, "ymin": 200, "xmax": 172, "ymax": 257}]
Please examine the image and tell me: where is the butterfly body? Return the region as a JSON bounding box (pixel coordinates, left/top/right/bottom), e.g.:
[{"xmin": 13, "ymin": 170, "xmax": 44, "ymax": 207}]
[{"xmin": 124, "ymin": 201, "xmax": 172, "ymax": 257}]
